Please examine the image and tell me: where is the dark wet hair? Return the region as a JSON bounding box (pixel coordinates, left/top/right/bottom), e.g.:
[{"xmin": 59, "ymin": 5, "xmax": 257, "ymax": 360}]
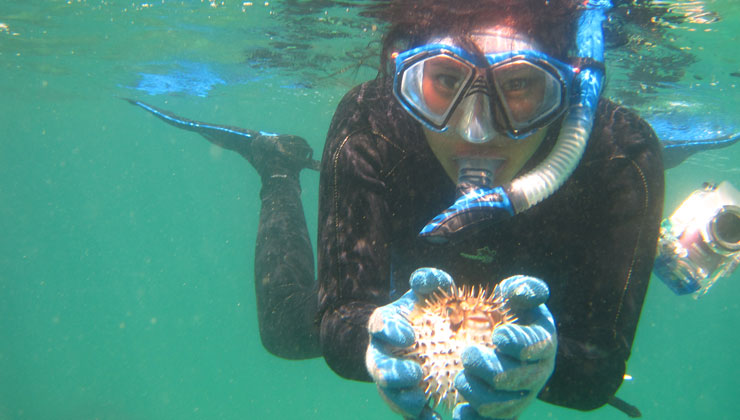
[{"xmin": 363, "ymin": 0, "xmax": 583, "ymax": 76}]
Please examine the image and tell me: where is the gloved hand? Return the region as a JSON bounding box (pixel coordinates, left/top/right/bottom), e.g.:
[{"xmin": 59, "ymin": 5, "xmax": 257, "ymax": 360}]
[
  {"xmin": 453, "ymin": 275, "xmax": 557, "ymax": 420},
  {"xmin": 366, "ymin": 267, "xmax": 455, "ymax": 420}
]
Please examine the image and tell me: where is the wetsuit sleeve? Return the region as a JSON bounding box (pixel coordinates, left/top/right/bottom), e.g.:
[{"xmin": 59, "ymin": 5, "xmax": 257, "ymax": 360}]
[
  {"xmin": 316, "ymin": 127, "xmax": 399, "ymax": 382},
  {"xmin": 539, "ymin": 103, "xmax": 665, "ymax": 409}
]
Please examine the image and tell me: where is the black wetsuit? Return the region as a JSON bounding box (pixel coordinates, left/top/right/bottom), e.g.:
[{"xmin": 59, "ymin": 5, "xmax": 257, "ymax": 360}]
[
  {"xmin": 315, "ymin": 77, "xmax": 664, "ymax": 411},
  {"xmin": 131, "ymin": 74, "xmax": 664, "ymax": 412}
]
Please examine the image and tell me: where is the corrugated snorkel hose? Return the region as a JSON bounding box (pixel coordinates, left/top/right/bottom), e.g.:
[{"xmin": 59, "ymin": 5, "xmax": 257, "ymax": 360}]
[{"xmin": 507, "ymin": 0, "xmax": 610, "ymax": 212}]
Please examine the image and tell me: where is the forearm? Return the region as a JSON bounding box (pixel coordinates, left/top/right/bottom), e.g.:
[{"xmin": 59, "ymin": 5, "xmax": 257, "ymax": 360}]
[
  {"xmin": 319, "ymin": 300, "xmax": 376, "ymax": 382},
  {"xmin": 316, "ymin": 101, "xmax": 412, "ymax": 381},
  {"xmin": 255, "ymin": 175, "xmax": 321, "ymax": 359},
  {"xmin": 539, "ymin": 336, "xmax": 627, "ymax": 410}
]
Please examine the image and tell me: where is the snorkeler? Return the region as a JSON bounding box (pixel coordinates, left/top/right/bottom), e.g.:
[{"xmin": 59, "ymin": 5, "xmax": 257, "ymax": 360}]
[
  {"xmin": 127, "ymin": 0, "xmax": 736, "ymax": 419},
  {"xmin": 317, "ymin": 1, "xmax": 660, "ymax": 418}
]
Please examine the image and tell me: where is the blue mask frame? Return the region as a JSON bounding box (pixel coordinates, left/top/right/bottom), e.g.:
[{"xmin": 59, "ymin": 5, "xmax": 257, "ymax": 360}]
[{"xmin": 393, "ymin": 43, "xmax": 579, "ymax": 139}]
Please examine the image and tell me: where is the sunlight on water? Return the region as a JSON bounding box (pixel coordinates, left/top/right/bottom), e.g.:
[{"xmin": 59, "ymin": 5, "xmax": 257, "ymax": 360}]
[{"xmin": 0, "ymin": 1, "xmax": 738, "ymax": 419}]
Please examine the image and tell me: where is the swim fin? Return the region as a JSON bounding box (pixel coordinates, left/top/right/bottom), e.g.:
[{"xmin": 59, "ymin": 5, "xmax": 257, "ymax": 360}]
[
  {"xmin": 649, "ymin": 113, "xmax": 740, "ymax": 169},
  {"xmin": 123, "ymin": 98, "xmax": 321, "ymax": 172},
  {"xmin": 661, "ymin": 132, "xmax": 740, "ymax": 169}
]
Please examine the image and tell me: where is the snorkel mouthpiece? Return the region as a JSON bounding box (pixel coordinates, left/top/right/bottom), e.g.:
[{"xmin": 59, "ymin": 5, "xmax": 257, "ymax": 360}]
[
  {"xmin": 420, "ymin": 0, "xmax": 611, "ymax": 242},
  {"xmin": 456, "ymin": 157, "xmax": 502, "ymax": 191},
  {"xmin": 422, "ymin": 157, "xmax": 513, "ymax": 243},
  {"xmin": 419, "ymin": 157, "xmax": 512, "ymax": 245}
]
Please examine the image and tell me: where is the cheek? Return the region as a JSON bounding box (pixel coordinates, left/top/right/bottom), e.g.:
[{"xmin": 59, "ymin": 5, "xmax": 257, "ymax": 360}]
[
  {"xmin": 428, "ymin": 134, "xmax": 457, "ymax": 162},
  {"xmin": 507, "ymin": 134, "xmax": 545, "ymax": 167},
  {"xmin": 424, "ymin": 131, "xmax": 460, "ymax": 180},
  {"xmin": 508, "ymin": 99, "xmax": 538, "ymax": 122}
]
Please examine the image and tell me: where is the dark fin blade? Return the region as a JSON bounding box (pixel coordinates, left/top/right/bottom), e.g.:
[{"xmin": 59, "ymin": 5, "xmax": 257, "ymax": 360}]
[
  {"xmin": 122, "ymin": 97, "xmax": 259, "ymax": 158},
  {"xmin": 608, "ymin": 395, "xmax": 642, "ymax": 418},
  {"xmin": 661, "ymin": 133, "xmax": 740, "ymax": 169},
  {"xmin": 123, "ymin": 98, "xmax": 321, "ymax": 172}
]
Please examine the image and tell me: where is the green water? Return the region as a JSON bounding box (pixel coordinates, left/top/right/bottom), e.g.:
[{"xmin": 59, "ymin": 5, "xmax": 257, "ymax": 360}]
[{"xmin": 0, "ymin": 1, "xmax": 738, "ymax": 419}]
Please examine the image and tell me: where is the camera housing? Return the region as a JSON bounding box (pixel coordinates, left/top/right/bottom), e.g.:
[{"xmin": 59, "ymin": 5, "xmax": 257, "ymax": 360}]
[{"xmin": 654, "ymin": 181, "xmax": 740, "ymax": 296}]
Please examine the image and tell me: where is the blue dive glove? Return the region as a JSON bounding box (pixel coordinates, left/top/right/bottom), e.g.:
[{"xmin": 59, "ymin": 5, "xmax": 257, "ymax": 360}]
[
  {"xmin": 366, "ymin": 267, "xmax": 455, "ymax": 420},
  {"xmin": 453, "ymin": 275, "xmax": 557, "ymax": 420}
]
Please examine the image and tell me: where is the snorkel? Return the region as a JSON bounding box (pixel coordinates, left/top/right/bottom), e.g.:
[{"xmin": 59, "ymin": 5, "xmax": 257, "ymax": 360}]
[{"xmin": 419, "ymin": 0, "xmax": 611, "ymax": 242}]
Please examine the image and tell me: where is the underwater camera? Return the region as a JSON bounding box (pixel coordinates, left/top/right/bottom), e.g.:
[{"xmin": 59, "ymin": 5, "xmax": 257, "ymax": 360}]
[{"xmin": 654, "ymin": 181, "xmax": 740, "ymax": 296}]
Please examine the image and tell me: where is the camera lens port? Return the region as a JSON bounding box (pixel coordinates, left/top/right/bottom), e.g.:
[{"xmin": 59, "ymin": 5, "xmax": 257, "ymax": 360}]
[{"xmin": 710, "ymin": 206, "xmax": 740, "ymax": 252}]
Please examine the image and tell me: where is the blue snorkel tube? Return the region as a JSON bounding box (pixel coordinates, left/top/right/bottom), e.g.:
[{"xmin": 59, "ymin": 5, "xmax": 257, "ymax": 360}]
[{"xmin": 420, "ymin": 0, "xmax": 611, "ymax": 242}]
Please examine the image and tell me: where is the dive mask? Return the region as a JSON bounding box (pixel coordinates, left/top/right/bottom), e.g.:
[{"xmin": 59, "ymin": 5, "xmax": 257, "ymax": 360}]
[{"xmin": 393, "ymin": 44, "xmax": 577, "ymax": 140}]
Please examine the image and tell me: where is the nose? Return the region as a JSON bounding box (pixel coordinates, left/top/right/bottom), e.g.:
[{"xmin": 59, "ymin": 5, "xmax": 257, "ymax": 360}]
[{"xmin": 454, "ymin": 78, "xmax": 499, "ymax": 143}]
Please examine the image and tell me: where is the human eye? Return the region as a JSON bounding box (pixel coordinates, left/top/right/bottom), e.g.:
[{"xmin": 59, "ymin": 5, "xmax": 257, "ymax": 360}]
[
  {"xmin": 432, "ymin": 72, "xmax": 465, "ymax": 94},
  {"xmin": 423, "ymin": 56, "xmax": 469, "ymax": 98},
  {"xmin": 494, "ymin": 61, "xmax": 543, "ymax": 98},
  {"xmin": 501, "ymin": 77, "xmax": 531, "ymax": 94}
]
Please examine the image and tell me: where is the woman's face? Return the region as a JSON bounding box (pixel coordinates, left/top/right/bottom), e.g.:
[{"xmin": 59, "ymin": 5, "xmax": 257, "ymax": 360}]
[{"xmin": 422, "ymin": 27, "xmax": 549, "ymax": 185}]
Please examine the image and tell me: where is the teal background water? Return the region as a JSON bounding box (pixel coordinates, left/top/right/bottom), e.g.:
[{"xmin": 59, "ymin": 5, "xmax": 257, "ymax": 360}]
[{"xmin": 1, "ymin": 1, "xmax": 738, "ymax": 419}]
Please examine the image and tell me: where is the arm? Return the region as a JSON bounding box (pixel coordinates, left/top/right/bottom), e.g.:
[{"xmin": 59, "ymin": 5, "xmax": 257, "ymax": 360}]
[
  {"xmin": 317, "ymin": 126, "xmax": 403, "ymax": 381},
  {"xmin": 539, "ymin": 103, "xmax": 665, "ymax": 410}
]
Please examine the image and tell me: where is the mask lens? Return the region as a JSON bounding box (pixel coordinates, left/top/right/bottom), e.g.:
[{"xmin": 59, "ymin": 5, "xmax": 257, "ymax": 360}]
[
  {"xmin": 399, "ymin": 54, "xmax": 473, "ymax": 127},
  {"xmin": 491, "ymin": 60, "xmax": 563, "ymax": 130}
]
